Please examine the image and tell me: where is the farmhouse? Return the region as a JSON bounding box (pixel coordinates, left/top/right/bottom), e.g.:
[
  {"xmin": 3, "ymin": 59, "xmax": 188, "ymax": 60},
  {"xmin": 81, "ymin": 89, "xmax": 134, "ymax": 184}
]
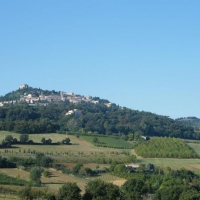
[{"xmin": 125, "ymin": 164, "xmax": 139, "ymax": 171}]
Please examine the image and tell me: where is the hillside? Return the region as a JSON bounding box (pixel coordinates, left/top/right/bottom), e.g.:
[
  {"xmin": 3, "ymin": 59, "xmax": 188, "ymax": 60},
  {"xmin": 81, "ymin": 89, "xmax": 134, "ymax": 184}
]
[
  {"xmin": 176, "ymin": 117, "xmax": 200, "ymax": 131},
  {"xmin": 0, "ymin": 85, "xmax": 197, "ymax": 139}
]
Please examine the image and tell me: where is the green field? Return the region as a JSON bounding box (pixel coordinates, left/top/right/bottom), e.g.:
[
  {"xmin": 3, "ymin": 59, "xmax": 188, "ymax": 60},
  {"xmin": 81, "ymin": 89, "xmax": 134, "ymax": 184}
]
[
  {"xmin": 187, "ymin": 142, "xmax": 200, "ymax": 156},
  {"xmin": 0, "ymin": 168, "xmax": 126, "ymax": 194},
  {"xmin": 139, "ymin": 158, "xmax": 200, "ymax": 172},
  {"xmin": 0, "ymin": 131, "xmax": 133, "ymax": 164},
  {"xmin": 81, "ymin": 135, "xmax": 133, "ymax": 149},
  {"xmin": 135, "ymin": 137, "xmax": 198, "ymax": 158},
  {"xmin": 2, "ymin": 131, "xmax": 200, "ymax": 173},
  {"xmin": 0, "ymin": 131, "xmax": 68, "ymax": 143}
]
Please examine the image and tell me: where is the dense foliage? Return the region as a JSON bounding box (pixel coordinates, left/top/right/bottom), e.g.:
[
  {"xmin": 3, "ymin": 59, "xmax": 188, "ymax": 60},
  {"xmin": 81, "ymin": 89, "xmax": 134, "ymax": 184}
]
[
  {"xmin": 0, "ymin": 173, "xmax": 27, "ymax": 186},
  {"xmin": 0, "ymin": 156, "xmax": 16, "ymax": 168},
  {"xmin": 0, "ymin": 87, "xmax": 197, "ymax": 139},
  {"xmin": 16, "ymin": 166, "xmax": 200, "ymax": 200},
  {"xmin": 135, "ymin": 137, "xmax": 198, "ymax": 158},
  {"xmin": 110, "ymin": 164, "xmax": 200, "ymax": 199},
  {"xmin": 176, "ymin": 117, "xmax": 200, "ymax": 131}
]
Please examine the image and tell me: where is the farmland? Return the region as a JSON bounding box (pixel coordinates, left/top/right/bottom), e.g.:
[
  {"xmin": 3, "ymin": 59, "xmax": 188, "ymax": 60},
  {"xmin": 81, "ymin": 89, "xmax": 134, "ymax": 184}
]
[
  {"xmin": 135, "ymin": 137, "xmax": 198, "ymax": 158},
  {"xmin": 0, "ymin": 131, "xmax": 134, "ymax": 164},
  {"xmin": 139, "ymin": 158, "xmax": 200, "ymax": 172},
  {"xmin": 81, "ymin": 135, "xmax": 133, "ymax": 149},
  {"xmin": 0, "ymin": 167, "xmax": 126, "ymax": 194},
  {"xmin": 187, "ymin": 142, "xmax": 200, "ymax": 156},
  {"xmin": 1, "ymin": 130, "xmax": 200, "ymax": 198}
]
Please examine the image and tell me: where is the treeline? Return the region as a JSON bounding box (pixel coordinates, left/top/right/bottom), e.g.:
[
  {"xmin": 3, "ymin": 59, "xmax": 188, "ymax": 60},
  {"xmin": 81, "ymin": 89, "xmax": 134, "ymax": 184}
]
[
  {"xmin": 0, "ymin": 156, "xmax": 16, "ymax": 168},
  {"xmin": 0, "ymin": 89, "xmax": 197, "ymax": 139},
  {"xmin": 135, "ymin": 137, "xmax": 198, "ymax": 158}
]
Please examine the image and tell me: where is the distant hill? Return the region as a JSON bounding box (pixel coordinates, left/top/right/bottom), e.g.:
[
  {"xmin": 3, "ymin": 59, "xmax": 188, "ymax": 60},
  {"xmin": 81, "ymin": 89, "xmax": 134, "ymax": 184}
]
[
  {"xmin": 0, "ymin": 85, "xmax": 198, "ymax": 139},
  {"xmin": 176, "ymin": 117, "xmax": 200, "ymax": 131}
]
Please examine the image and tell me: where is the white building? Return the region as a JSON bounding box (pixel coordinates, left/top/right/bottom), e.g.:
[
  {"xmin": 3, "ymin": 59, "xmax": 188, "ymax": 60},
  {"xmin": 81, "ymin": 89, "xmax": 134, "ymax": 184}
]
[
  {"xmin": 20, "ymin": 84, "xmax": 29, "ymax": 89},
  {"xmin": 65, "ymin": 109, "xmax": 82, "ymax": 117}
]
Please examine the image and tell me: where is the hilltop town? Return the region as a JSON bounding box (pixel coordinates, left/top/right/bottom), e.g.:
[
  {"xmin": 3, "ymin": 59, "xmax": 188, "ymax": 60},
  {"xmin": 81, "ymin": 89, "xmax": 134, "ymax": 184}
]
[{"xmin": 0, "ymin": 84, "xmax": 112, "ymax": 108}]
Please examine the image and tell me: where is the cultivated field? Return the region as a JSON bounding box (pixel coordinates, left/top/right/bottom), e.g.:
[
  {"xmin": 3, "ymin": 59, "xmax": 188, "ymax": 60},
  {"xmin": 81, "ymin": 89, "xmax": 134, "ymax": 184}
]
[
  {"xmin": 187, "ymin": 142, "xmax": 200, "ymax": 156},
  {"xmin": 0, "ymin": 131, "xmax": 129, "ymax": 156},
  {"xmin": 0, "ymin": 131, "xmax": 131, "ymax": 163},
  {"xmin": 0, "ymin": 167, "xmax": 127, "ymax": 195},
  {"xmin": 139, "ymin": 158, "xmax": 200, "ymax": 172},
  {"xmin": 0, "ymin": 168, "xmax": 87, "ymax": 193},
  {"xmin": 90, "ymin": 173, "xmax": 126, "ymax": 186},
  {"xmin": 1, "ymin": 131, "xmax": 200, "ymax": 175},
  {"xmin": 81, "ymin": 135, "xmax": 133, "ymax": 149}
]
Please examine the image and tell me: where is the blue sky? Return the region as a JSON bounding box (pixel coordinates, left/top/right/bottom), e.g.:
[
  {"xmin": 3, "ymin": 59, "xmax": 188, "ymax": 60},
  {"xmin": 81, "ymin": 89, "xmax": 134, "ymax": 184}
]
[{"xmin": 0, "ymin": 0, "xmax": 200, "ymax": 119}]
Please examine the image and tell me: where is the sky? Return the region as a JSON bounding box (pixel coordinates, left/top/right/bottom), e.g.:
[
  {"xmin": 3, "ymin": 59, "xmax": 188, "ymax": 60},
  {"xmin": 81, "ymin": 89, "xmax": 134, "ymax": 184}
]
[{"xmin": 0, "ymin": 0, "xmax": 200, "ymax": 119}]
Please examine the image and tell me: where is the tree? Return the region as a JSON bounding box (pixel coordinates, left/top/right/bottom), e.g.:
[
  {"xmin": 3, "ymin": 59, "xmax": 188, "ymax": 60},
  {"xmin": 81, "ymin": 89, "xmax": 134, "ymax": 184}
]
[
  {"xmin": 46, "ymin": 138, "xmax": 52, "ymax": 144},
  {"xmin": 20, "ymin": 134, "xmax": 29, "ymax": 143},
  {"xmin": 29, "ymin": 166, "xmax": 42, "ymax": 186},
  {"xmin": 71, "ymin": 163, "xmax": 83, "ymax": 174},
  {"xmin": 121, "ymin": 178, "xmax": 147, "ymax": 200},
  {"xmin": 179, "ymin": 188, "xmax": 200, "ymax": 200},
  {"xmin": 41, "ymin": 137, "xmax": 46, "ymax": 144},
  {"xmin": 62, "ymin": 138, "xmax": 70, "ymax": 145},
  {"xmin": 1, "ymin": 139, "xmax": 11, "ymax": 147},
  {"xmin": 146, "ymin": 163, "xmax": 154, "ymax": 171},
  {"xmin": 36, "ymin": 153, "xmax": 53, "ymax": 167},
  {"xmin": 5, "ymin": 135, "xmax": 13, "ymax": 143},
  {"xmin": 83, "ymin": 179, "xmax": 120, "ymax": 200},
  {"xmin": 93, "ymin": 137, "xmax": 98, "ymax": 143},
  {"xmin": 156, "ymin": 186, "xmax": 185, "ymax": 200},
  {"xmin": 57, "ymin": 182, "xmax": 81, "ymax": 200},
  {"xmin": 18, "ymin": 184, "xmax": 34, "ymax": 200}
]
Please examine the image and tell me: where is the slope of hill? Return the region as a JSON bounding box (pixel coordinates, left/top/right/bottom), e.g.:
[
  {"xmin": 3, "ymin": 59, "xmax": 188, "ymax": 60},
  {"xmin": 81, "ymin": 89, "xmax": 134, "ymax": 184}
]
[
  {"xmin": 176, "ymin": 117, "xmax": 200, "ymax": 131},
  {"xmin": 0, "ymin": 86, "xmax": 197, "ymax": 139}
]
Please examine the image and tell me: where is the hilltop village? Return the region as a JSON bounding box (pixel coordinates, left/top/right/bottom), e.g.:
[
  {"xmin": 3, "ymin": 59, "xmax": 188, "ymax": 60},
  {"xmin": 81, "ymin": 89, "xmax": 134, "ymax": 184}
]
[{"xmin": 0, "ymin": 84, "xmax": 112, "ymax": 108}]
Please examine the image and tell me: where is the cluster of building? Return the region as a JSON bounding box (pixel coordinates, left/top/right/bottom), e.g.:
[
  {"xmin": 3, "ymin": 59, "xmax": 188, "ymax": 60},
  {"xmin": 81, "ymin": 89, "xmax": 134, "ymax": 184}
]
[
  {"xmin": 0, "ymin": 100, "xmax": 18, "ymax": 107},
  {"xmin": 20, "ymin": 91, "xmax": 99, "ymax": 105},
  {"xmin": 0, "ymin": 84, "xmax": 107, "ymax": 107}
]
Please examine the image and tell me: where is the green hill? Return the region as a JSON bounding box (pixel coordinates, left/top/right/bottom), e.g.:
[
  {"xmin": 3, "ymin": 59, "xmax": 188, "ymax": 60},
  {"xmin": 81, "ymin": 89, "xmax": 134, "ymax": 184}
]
[
  {"xmin": 176, "ymin": 117, "xmax": 200, "ymax": 131},
  {"xmin": 0, "ymin": 86, "xmax": 197, "ymax": 139}
]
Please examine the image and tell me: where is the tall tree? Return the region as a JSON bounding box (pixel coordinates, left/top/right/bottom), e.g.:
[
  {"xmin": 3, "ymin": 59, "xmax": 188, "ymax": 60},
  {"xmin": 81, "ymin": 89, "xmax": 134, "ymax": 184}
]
[
  {"xmin": 57, "ymin": 182, "xmax": 81, "ymax": 200},
  {"xmin": 83, "ymin": 179, "xmax": 120, "ymax": 200}
]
